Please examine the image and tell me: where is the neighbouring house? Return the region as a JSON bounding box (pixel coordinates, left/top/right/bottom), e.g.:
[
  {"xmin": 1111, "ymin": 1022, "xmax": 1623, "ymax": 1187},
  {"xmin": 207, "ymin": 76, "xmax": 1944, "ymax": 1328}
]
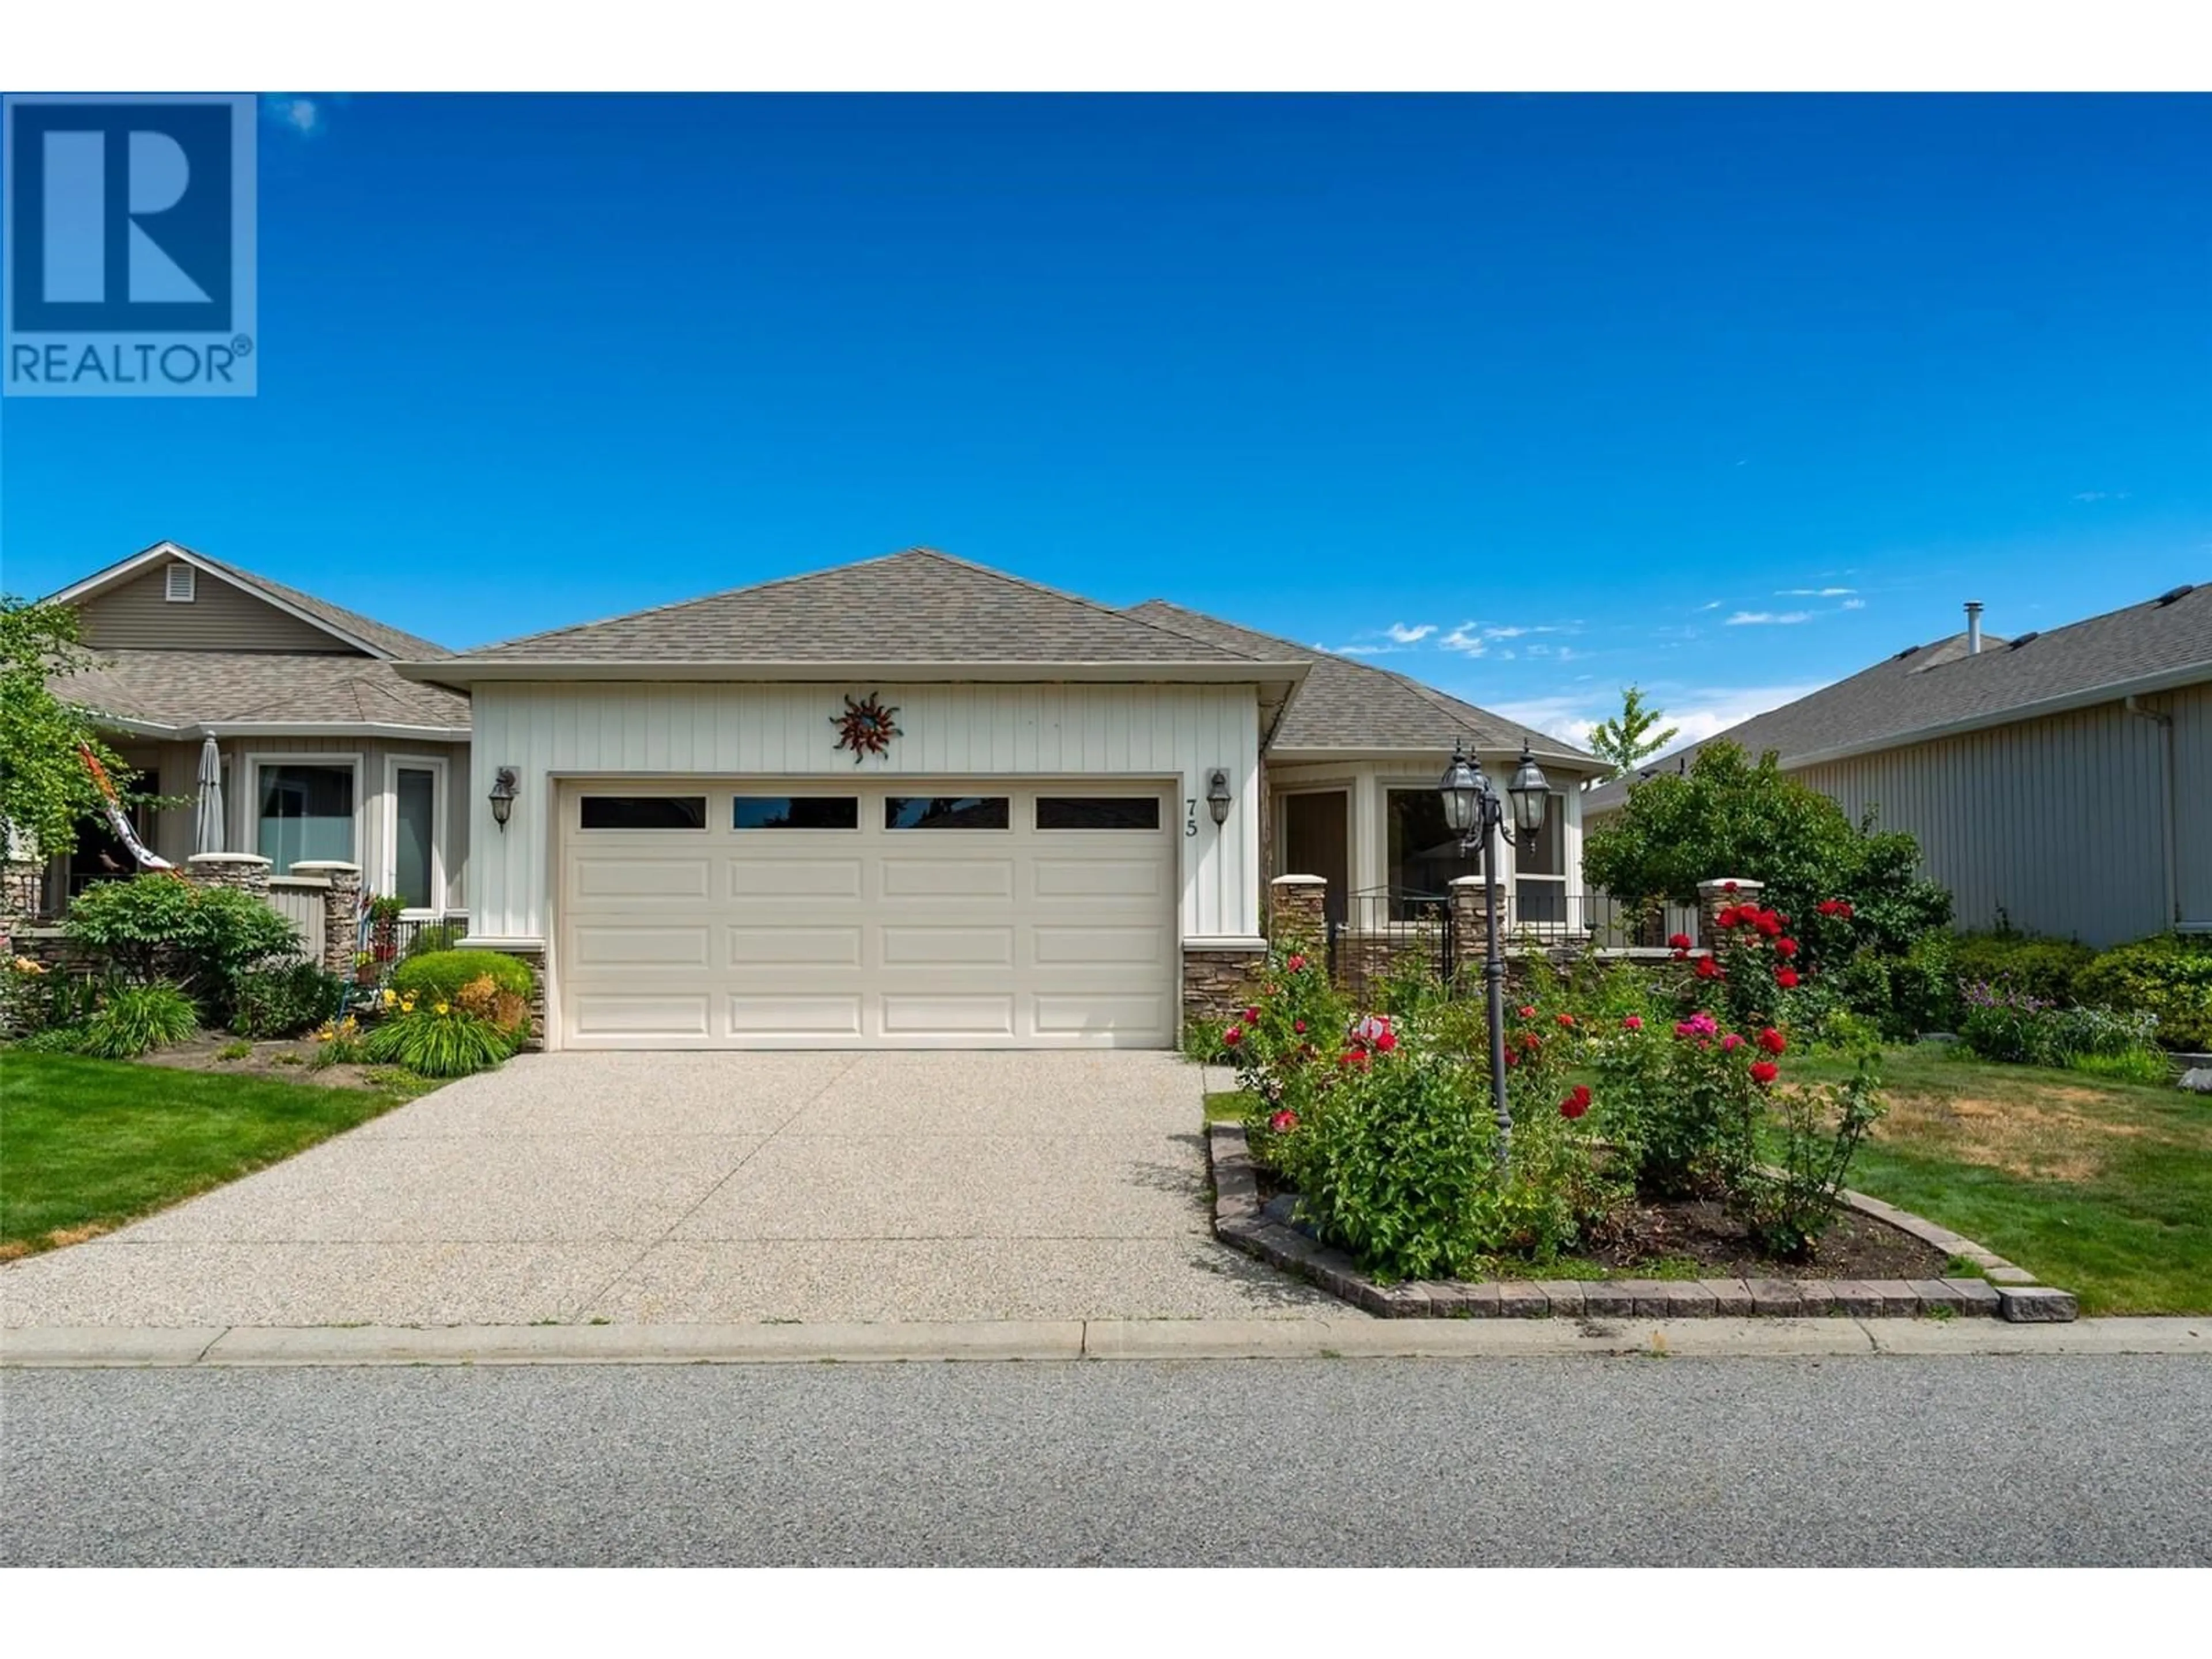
[
  {"xmin": 1582, "ymin": 585, "xmax": 2212, "ymax": 948},
  {"xmin": 31, "ymin": 541, "xmax": 472, "ymax": 954},
  {"xmin": 396, "ymin": 547, "xmax": 1602, "ymax": 1051}
]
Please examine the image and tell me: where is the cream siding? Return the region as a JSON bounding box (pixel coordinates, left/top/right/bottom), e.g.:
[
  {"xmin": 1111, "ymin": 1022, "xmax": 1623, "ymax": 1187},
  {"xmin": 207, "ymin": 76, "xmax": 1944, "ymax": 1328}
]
[
  {"xmin": 465, "ymin": 680, "xmax": 1263, "ymax": 947},
  {"xmin": 75, "ymin": 562, "xmax": 354, "ymax": 654},
  {"xmin": 1793, "ymin": 698, "xmax": 2176, "ymax": 946}
]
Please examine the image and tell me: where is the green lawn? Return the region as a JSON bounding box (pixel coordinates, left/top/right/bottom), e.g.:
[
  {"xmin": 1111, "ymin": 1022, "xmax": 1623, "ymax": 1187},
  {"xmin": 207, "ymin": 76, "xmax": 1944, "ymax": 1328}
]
[
  {"xmin": 0, "ymin": 1054, "xmax": 428, "ymax": 1258},
  {"xmin": 1792, "ymin": 1045, "xmax": 2211, "ymax": 1317}
]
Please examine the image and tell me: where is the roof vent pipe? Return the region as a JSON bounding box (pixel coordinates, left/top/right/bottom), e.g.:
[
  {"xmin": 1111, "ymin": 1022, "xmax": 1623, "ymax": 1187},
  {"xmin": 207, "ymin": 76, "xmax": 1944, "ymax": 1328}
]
[{"xmin": 1965, "ymin": 600, "xmax": 1984, "ymax": 654}]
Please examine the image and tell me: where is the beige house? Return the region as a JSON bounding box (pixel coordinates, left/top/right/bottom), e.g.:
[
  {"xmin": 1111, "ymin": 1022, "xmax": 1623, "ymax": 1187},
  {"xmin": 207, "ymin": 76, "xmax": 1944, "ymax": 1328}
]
[
  {"xmin": 1584, "ymin": 585, "xmax": 2212, "ymax": 948},
  {"xmin": 398, "ymin": 548, "xmax": 1601, "ymax": 1051},
  {"xmin": 39, "ymin": 542, "xmax": 472, "ymax": 934}
]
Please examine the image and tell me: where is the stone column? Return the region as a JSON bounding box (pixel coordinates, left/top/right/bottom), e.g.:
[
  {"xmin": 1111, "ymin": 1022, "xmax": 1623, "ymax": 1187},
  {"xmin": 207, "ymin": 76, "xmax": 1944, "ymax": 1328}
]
[
  {"xmin": 1449, "ymin": 875, "xmax": 1506, "ymax": 983},
  {"xmin": 184, "ymin": 851, "xmax": 271, "ymax": 897},
  {"xmin": 0, "ymin": 861, "xmax": 44, "ymax": 957},
  {"xmin": 291, "ymin": 861, "xmax": 363, "ymax": 975},
  {"xmin": 1268, "ymin": 873, "xmax": 1327, "ymax": 948},
  {"xmin": 1695, "ymin": 877, "xmax": 1764, "ymax": 939}
]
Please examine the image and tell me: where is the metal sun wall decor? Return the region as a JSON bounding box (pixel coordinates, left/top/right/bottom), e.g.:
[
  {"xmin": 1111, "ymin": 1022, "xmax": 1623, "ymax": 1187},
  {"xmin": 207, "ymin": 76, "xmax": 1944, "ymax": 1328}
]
[{"xmin": 831, "ymin": 691, "xmax": 902, "ymax": 763}]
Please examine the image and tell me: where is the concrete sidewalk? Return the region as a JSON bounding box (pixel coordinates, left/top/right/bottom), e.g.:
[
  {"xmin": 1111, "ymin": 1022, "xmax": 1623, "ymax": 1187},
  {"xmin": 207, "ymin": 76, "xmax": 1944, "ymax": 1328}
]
[
  {"xmin": 4, "ymin": 1316, "xmax": 2205, "ymax": 1368},
  {"xmin": 1, "ymin": 1051, "xmax": 1338, "ymax": 1328}
]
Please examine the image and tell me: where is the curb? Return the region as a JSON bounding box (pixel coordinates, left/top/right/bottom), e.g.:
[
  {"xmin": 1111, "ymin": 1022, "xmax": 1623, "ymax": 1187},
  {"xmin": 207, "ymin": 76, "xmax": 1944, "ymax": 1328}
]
[
  {"xmin": 3, "ymin": 1316, "xmax": 2202, "ymax": 1368},
  {"xmin": 1207, "ymin": 1121, "xmax": 2080, "ymax": 1323}
]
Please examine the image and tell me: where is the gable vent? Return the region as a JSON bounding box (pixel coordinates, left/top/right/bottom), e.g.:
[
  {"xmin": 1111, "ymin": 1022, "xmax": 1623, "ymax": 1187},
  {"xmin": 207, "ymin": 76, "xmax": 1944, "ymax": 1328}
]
[
  {"xmin": 2007, "ymin": 631, "xmax": 2040, "ymax": 650},
  {"xmin": 2154, "ymin": 583, "xmax": 2196, "ymax": 607},
  {"xmin": 164, "ymin": 563, "xmax": 196, "ymax": 603}
]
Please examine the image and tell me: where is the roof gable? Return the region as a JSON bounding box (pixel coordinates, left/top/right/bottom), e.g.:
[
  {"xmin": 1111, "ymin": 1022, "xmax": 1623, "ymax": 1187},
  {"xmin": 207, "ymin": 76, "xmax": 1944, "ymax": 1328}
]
[
  {"xmin": 454, "ymin": 548, "xmax": 1272, "ymax": 667},
  {"xmin": 46, "ymin": 541, "xmax": 450, "ymax": 661},
  {"xmin": 1126, "ymin": 599, "xmax": 1596, "ymax": 764}
]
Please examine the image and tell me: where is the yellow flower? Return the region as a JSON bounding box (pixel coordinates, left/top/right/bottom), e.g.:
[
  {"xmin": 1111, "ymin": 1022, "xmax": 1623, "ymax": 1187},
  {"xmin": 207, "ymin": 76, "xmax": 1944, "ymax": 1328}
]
[
  {"xmin": 434, "ymin": 1001, "xmax": 450, "ymax": 1016},
  {"xmin": 381, "ymin": 988, "xmax": 396, "ymax": 1008}
]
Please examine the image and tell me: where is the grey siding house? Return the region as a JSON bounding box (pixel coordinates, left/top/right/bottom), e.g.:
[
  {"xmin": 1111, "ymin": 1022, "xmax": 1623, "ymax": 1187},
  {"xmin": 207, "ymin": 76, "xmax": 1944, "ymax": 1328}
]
[{"xmin": 1584, "ymin": 585, "xmax": 2212, "ymax": 948}]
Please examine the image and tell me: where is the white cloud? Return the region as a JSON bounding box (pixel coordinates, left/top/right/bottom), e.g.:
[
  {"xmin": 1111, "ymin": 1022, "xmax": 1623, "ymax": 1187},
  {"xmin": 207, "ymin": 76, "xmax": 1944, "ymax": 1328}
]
[
  {"xmin": 2072, "ymin": 490, "xmax": 2130, "ymax": 503},
  {"xmin": 1385, "ymin": 623, "xmax": 1435, "ymax": 644},
  {"xmin": 1842, "ymin": 597, "xmax": 1866, "ymax": 610},
  {"xmin": 1332, "ymin": 643, "xmax": 1388, "ymax": 656},
  {"xmin": 1438, "ymin": 623, "xmax": 1486, "ymax": 655},
  {"xmin": 263, "ymin": 94, "xmax": 323, "ymax": 135},
  {"xmin": 1778, "ymin": 586, "xmax": 1856, "ymax": 597},
  {"xmin": 1724, "ymin": 609, "xmax": 1814, "ymax": 626},
  {"xmin": 1697, "ymin": 600, "xmax": 1722, "ymax": 612}
]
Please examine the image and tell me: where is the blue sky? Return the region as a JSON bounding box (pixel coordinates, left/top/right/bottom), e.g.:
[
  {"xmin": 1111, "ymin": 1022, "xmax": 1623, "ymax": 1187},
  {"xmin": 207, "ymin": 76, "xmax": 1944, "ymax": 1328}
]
[{"xmin": 4, "ymin": 93, "xmax": 2206, "ymax": 751}]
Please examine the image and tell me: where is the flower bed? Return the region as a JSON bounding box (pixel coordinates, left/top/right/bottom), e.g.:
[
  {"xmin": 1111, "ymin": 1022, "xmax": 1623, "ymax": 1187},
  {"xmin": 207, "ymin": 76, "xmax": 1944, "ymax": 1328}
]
[{"xmin": 1209, "ymin": 899, "xmax": 2080, "ymax": 1321}]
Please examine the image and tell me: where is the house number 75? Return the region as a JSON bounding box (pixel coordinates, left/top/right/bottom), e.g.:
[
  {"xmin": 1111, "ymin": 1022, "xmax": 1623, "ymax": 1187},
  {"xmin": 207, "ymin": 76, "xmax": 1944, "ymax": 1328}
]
[{"xmin": 1185, "ymin": 798, "xmax": 1198, "ymax": 837}]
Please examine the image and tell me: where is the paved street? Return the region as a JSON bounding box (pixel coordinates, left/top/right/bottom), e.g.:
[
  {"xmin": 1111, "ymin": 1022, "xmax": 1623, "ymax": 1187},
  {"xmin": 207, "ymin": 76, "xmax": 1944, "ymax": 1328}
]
[
  {"xmin": 0, "ymin": 1052, "xmax": 1333, "ymax": 1326},
  {"xmin": 6, "ymin": 1353, "xmax": 2207, "ymax": 1566}
]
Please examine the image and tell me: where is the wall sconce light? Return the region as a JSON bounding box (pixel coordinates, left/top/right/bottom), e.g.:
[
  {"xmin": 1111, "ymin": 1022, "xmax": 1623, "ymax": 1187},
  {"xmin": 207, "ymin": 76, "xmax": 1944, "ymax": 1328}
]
[
  {"xmin": 488, "ymin": 767, "xmax": 518, "ymax": 832},
  {"xmin": 1206, "ymin": 768, "xmax": 1232, "ymax": 827}
]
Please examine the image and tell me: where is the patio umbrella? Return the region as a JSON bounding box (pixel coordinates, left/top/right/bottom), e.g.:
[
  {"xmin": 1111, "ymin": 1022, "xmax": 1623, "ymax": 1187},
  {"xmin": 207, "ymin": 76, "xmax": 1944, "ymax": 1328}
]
[{"xmin": 192, "ymin": 737, "xmax": 225, "ymax": 856}]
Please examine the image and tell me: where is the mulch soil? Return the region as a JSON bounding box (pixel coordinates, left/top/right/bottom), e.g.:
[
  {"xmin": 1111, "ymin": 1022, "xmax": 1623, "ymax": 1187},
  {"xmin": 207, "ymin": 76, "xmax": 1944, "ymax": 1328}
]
[
  {"xmin": 134, "ymin": 1036, "xmax": 389, "ymax": 1091},
  {"xmin": 1582, "ymin": 1195, "xmax": 1950, "ymax": 1281}
]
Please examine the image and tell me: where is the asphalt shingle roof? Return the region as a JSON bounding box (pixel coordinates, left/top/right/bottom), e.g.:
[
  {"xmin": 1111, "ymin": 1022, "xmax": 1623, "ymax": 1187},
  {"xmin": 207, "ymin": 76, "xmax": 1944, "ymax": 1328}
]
[
  {"xmin": 1584, "ymin": 581, "xmax": 2212, "ymax": 812},
  {"xmin": 1126, "ymin": 600, "xmax": 1596, "ymax": 764},
  {"xmin": 54, "ymin": 650, "xmax": 471, "ymax": 733},
  {"xmin": 183, "ymin": 548, "xmax": 452, "ymax": 661},
  {"xmin": 456, "ymin": 549, "xmax": 1271, "ymax": 666}
]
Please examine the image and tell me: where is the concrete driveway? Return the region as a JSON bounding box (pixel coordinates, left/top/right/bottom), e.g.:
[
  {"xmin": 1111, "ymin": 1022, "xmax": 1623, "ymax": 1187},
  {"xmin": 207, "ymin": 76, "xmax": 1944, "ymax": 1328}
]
[{"xmin": 0, "ymin": 1052, "xmax": 1335, "ymax": 1328}]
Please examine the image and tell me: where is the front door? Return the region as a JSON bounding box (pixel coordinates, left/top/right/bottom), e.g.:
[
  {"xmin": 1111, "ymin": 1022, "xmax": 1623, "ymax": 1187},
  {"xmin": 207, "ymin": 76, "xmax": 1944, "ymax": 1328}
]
[{"xmin": 1281, "ymin": 790, "xmax": 1349, "ymax": 927}]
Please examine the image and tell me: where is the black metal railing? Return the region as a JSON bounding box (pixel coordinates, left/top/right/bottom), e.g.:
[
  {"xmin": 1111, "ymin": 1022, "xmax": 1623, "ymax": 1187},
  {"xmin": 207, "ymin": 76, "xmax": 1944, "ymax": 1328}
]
[
  {"xmin": 1500, "ymin": 889, "xmax": 1699, "ymax": 950},
  {"xmin": 1329, "ymin": 886, "xmax": 1455, "ymax": 1005}
]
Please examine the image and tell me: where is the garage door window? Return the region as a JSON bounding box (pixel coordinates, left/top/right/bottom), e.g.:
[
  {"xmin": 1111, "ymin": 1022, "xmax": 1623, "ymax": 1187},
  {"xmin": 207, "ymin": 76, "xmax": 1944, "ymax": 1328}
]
[
  {"xmin": 885, "ymin": 796, "xmax": 1010, "ymax": 830},
  {"xmin": 732, "ymin": 796, "xmax": 861, "ymax": 830},
  {"xmin": 579, "ymin": 796, "xmax": 707, "ymax": 831},
  {"xmin": 1036, "ymin": 797, "xmax": 1161, "ymax": 830}
]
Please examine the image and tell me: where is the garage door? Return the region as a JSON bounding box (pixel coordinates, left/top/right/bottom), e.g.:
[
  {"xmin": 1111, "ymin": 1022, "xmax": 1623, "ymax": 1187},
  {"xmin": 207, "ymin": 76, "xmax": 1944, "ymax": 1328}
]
[{"xmin": 556, "ymin": 781, "xmax": 1178, "ymax": 1048}]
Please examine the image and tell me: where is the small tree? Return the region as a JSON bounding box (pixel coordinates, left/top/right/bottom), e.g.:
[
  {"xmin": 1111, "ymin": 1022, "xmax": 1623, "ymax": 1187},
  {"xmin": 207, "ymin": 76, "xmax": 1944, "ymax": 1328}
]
[
  {"xmin": 1581, "ymin": 740, "xmax": 1950, "ymax": 961},
  {"xmin": 1586, "ymin": 685, "xmax": 1679, "ymax": 779},
  {"xmin": 0, "ymin": 596, "xmax": 143, "ymax": 863}
]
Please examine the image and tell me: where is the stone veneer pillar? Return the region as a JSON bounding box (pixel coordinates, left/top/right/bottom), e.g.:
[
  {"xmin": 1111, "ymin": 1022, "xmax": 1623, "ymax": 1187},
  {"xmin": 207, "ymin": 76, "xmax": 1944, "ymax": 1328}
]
[
  {"xmin": 290, "ymin": 861, "xmax": 362, "ymax": 975},
  {"xmin": 1448, "ymin": 875, "xmax": 1506, "ymax": 983},
  {"xmin": 1268, "ymin": 874, "xmax": 1328, "ymax": 948},
  {"xmin": 184, "ymin": 851, "xmax": 272, "ymax": 897},
  {"xmin": 1695, "ymin": 877, "xmax": 1764, "ymax": 940}
]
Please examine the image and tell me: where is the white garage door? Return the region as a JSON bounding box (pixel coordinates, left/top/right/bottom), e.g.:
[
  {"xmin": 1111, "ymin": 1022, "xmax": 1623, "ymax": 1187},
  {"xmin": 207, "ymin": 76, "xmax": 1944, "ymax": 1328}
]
[{"xmin": 556, "ymin": 781, "xmax": 1178, "ymax": 1048}]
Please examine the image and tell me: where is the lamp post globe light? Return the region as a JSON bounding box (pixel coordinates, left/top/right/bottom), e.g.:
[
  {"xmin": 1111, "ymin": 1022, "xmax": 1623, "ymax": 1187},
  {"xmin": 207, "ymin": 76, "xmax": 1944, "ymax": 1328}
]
[{"xmin": 1438, "ymin": 738, "xmax": 1550, "ymax": 1169}]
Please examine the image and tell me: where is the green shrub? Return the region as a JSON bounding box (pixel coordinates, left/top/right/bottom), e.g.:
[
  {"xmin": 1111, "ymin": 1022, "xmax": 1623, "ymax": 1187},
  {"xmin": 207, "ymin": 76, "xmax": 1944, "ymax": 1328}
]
[
  {"xmin": 361, "ymin": 1005, "xmax": 516, "ymax": 1078},
  {"xmin": 229, "ymin": 960, "xmax": 344, "ymax": 1039},
  {"xmin": 1733, "ymin": 1053, "xmax": 1887, "ymax": 1259},
  {"xmin": 2074, "ymin": 935, "xmax": 2212, "ymax": 1050},
  {"xmin": 1958, "ymin": 984, "xmax": 2161, "ymax": 1067},
  {"xmin": 403, "ymin": 919, "xmax": 466, "ymax": 959},
  {"xmin": 1952, "ymin": 931, "xmax": 2095, "ymax": 1004},
  {"xmin": 75, "ymin": 981, "xmax": 199, "ymax": 1059},
  {"xmin": 389, "ymin": 948, "xmax": 535, "ymax": 1004},
  {"xmin": 11, "ymin": 1022, "xmax": 93, "ymax": 1054},
  {"xmin": 2, "ymin": 957, "xmax": 101, "ymax": 1037},
  {"xmin": 62, "ymin": 876, "xmax": 300, "ymax": 1014}
]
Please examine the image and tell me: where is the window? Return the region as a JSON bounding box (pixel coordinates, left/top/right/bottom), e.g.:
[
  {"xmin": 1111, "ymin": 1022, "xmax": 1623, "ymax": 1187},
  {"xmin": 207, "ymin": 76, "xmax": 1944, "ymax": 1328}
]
[
  {"xmin": 1514, "ymin": 793, "xmax": 1569, "ymax": 926},
  {"xmin": 1385, "ymin": 788, "xmax": 1482, "ymax": 919},
  {"xmin": 392, "ymin": 766, "xmax": 438, "ymax": 910},
  {"xmin": 884, "ymin": 796, "xmax": 1009, "ymax": 831},
  {"xmin": 1036, "ymin": 797, "xmax": 1160, "ymax": 831},
  {"xmin": 579, "ymin": 795, "xmax": 706, "ymax": 830},
  {"xmin": 164, "ymin": 562, "xmax": 196, "ymax": 602},
  {"xmin": 732, "ymin": 796, "xmax": 859, "ymax": 830},
  {"xmin": 257, "ymin": 764, "xmax": 355, "ymax": 867}
]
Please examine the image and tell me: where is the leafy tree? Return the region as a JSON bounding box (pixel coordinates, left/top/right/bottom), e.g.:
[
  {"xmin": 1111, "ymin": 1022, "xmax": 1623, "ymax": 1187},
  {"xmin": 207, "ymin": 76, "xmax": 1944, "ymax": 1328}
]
[
  {"xmin": 1581, "ymin": 740, "xmax": 1951, "ymax": 959},
  {"xmin": 1585, "ymin": 685, "xmax": 1679, "ymax": 779},
  {"xmin": 0, "ymin": 596, "xmax": 142, "ymax": 862}
]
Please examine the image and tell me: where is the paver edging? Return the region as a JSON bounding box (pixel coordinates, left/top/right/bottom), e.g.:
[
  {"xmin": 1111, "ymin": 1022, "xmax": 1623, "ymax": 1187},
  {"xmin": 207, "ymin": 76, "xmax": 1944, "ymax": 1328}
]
[{"xmin": 1205, "ymin": 1121, "xmax": 2075, "ymax": 1323}]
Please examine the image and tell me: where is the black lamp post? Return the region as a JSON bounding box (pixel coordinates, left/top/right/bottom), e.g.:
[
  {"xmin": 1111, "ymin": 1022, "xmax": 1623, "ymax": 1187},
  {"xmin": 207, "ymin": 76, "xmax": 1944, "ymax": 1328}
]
[{"xmin": 1439, "ymin": 738, "xmax": 1552, "ymax": 1168}]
